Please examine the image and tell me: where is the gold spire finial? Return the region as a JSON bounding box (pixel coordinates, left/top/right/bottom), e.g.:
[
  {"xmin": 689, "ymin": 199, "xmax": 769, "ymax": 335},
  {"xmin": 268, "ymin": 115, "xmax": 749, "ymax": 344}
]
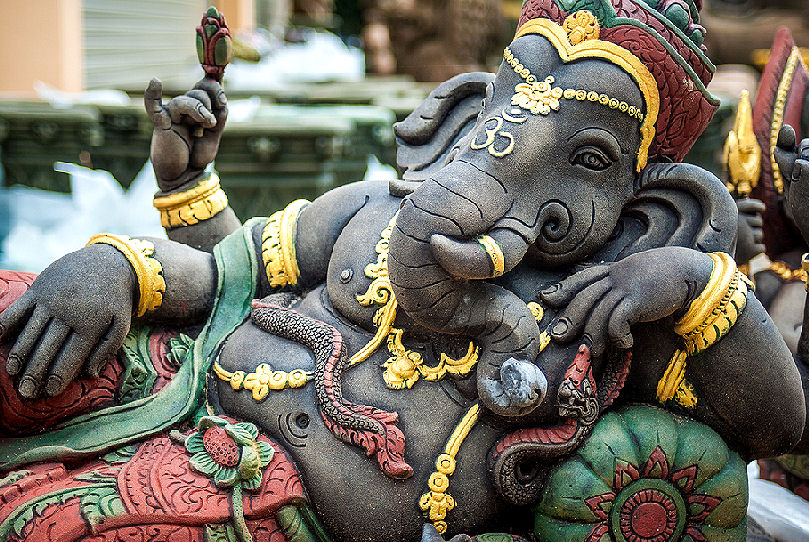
[{"xmin": 724, "ymin": 89, "xmax": 762, "ymax": 197}]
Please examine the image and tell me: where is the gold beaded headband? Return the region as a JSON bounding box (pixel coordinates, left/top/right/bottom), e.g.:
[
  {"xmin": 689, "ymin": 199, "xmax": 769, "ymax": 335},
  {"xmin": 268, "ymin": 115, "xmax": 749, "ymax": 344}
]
[{"xmin": 508, "ymin": 11, "xmax": 659, "ymax": 171}]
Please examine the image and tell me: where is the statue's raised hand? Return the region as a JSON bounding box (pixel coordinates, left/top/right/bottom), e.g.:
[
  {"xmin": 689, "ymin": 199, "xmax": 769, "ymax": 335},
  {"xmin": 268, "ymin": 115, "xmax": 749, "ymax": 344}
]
[
  {"xmin": 734, "ymin": 197, "xmax": 765, "ymax": 265},
  {"xmin": 145, "ymin": 78, "xmax": 227, "ymax": 191},
  {"xmin": 774, "ymin": 124, "xmax": 809, "ymax": 244},
  {"xmin": 540, "ymin": 247, "xmax": 713, "ymax": 357},
  {"xmin": 0, "ymin": 245, "xmax": 135, "ymax": 398}
]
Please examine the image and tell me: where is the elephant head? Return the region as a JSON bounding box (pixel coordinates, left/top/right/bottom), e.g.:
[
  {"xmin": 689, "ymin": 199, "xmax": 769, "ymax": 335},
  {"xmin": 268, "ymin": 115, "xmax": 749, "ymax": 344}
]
[{"xmin": 387, "ymin": 8, "xmax": 726, "ymax": 419}]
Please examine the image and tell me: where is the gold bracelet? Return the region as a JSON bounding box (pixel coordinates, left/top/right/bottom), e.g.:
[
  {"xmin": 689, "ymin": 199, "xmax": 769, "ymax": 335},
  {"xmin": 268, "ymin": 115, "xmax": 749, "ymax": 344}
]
[
  {"xmin": 657, "ymin": 253, "xmax": 750, "ymax": 407},
  {"xmin": 675, "ymin": 253, "xmax": 749, "ymax": 355},
  {"xmin": 87, "ymin": 234, "xmax": 166, "ymax": 317},
  {"xmin": 803, "ymin": 254, "xmax": 809, "ymax": 292},
  {"xmin": 152, "ymin": 173, "xmax": 228, "ymax": 228},
  {"xmin": 477, "ymin": 235, "xmax": 505, "ymax": 277},
  {"xmin": 261, "ymin": 199, "xmax": 309, "ymax": 288}
]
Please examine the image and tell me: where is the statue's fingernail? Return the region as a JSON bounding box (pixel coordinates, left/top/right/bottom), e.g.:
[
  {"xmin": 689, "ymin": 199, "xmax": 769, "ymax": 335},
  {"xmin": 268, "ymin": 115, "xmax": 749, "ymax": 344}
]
[
  {"xmin": 6, "ymin": 355, "xmax": 20, "ymax": 375},
  {"xmin": 552, "ymin": 319, "xmax": 568, "ymax": 336},
  {"xmin": 541, "ymin": 284, "xmax": 560, "ymax": 296},
  {"xmin": 18, "ymin": 377, "xmax": 36, "ymax": 398},
  {"xmin": 45, "ymin": 376, "xmax": 62, "ymax": 397}
]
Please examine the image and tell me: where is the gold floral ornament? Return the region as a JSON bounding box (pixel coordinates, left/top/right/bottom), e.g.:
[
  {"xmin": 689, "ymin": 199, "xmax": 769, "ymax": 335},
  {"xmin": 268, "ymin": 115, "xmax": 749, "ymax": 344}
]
[
  {"xmin": 382, "ymin": 329, "xmax": 479, "ymax": 390},
  {"xmin": 213, "ymin": 361, "xmax": 313, "ymax": 400},
  {"xmin": 562, "ymin": 9, "xmax": 600, "ymax": 45},
  {"xmin": 354, "ymin": 215, "xmax": 480, "ymax": 389},
  {"xmin": 512, "ymin": 77, "xmax": 564, "ymax": 115},
  {"xmin": 86, "ymin": 234, "xmax": 165, "ymax": 317}
]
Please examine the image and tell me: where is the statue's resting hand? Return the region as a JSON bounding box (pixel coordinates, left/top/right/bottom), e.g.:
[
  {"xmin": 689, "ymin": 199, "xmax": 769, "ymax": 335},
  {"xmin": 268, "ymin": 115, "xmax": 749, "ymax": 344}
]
[
  {"xmin": 540, "ymin": 247, "xmax": 713, "ymax": 357},
  {"xmin": 0, "ymin": 245, "xmax": 136, "ymax": 398},
  {"xmin": 145, "ymin": 78, "xmax": 227, "ymax": 192}
]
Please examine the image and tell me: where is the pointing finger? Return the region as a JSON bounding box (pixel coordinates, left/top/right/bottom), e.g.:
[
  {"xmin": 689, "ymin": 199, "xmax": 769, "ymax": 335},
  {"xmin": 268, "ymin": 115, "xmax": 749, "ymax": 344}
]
[{"xmin": 144, "ymin": 78, "xmax": 170, "ymax": 129}]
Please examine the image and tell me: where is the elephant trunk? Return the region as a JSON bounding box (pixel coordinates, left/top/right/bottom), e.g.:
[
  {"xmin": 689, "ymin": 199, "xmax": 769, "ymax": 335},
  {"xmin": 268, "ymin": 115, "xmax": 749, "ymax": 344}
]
[{"xmin": 388, "ymin": 170, "xmax": 546, "ymax": 416}]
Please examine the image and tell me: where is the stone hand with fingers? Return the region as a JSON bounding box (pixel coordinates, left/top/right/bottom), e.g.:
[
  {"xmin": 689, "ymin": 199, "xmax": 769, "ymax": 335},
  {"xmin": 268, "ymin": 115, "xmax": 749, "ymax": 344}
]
[
  {"xmin": 774, "ymin": 124, "xmax": 809, "ymax": 245},
  {"xmin": 734, "ymin": 197, "xmax": 765, "ymax": 265},
  {"xmin": 145, "ymin": 78, "xmax": 228, "ymax": 191},
  {"xmin": 0, "ymin": 245, "xmax": 136, "ymax": 398},
  {"xmin": 540, "ymin": 247, "xmax": 713, "ymax": 358}
]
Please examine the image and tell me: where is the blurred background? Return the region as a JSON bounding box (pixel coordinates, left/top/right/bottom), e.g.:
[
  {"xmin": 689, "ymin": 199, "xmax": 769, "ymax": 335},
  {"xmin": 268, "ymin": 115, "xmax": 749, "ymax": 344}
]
[{"xmin": 0, "ymin": 0, "xmax": 807, "ymax": 271}]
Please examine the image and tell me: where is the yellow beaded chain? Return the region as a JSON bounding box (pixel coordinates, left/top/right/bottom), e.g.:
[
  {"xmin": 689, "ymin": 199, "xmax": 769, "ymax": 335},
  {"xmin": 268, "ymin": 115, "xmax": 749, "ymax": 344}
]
[
  {"xmin": 213, "ymin": 361, "xmax": 313, "ymax": 401},
  {"xmin": 87, "ymin": 234, "xmax": 166, "ymax": 317},
  {"xmin": 152, "ymin": 173, "xmax": 229, "ymax": 228},
  {"xmin": 419, "ymin": 403, "xmax": 480, "ymax": 534},
  {"xmin": 503, "ymin": 47, "xmax": 645, "ymax": 122}
]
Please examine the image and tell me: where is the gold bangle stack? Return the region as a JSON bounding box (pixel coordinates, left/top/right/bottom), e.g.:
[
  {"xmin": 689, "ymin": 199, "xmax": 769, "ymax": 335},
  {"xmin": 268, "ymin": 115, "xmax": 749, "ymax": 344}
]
[
  {"xmin": 87, "ymin": 234, "xmax": 166, "ymax": 317},
  {"xmin": 657, "ymin": 252, "xmax": 750, "ymax": 407},
  {"xmin": 261, "ymin": 199, "xmax": 309, "ymax": 288},
  {"xmin": 674, "ymin": 252, "xmax": 749, "ymax": 356},
  {"xmin": 152, "ymin": 173, "xmax": 229, "ymax": 228}
]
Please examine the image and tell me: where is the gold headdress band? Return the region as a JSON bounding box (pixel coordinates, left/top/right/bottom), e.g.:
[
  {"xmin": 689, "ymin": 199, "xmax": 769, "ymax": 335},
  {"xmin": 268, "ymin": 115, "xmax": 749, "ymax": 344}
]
[{"xmin": 511, "ymin": 11, "xmax": 660, "ymax": 171}]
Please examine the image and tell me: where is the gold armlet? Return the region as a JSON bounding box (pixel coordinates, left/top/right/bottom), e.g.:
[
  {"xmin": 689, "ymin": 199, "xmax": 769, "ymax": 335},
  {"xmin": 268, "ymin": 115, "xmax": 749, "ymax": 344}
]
[
  {"xmin": 152, "ymin": 173, "xmax": 228, "ymax": 228},
  {"xmin": 674, "ymin": 252, "xmax": 749, "ymax": 355},
  {"xmin": 87, "ymin": 234, "xmax": 166, "ymax": 317},
  {"xmin": 261, "ymin": 199, "xmax": 309, "ymax": 288}
]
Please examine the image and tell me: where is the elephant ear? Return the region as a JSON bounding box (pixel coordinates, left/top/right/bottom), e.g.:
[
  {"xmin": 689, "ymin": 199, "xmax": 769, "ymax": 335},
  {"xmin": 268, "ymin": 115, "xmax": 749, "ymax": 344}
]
[
  {"xmin": 394, "ymin": 72, "xmax": 493, "ymax": 182},
  {"xmin": 593, "ymin": 162, "xmax": 738, "ymax": 262}
]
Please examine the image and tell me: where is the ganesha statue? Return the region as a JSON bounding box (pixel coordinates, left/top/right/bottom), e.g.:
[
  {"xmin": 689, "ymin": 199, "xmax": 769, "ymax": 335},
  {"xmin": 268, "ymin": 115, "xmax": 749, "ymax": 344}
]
[{"xmin": 0, "ymin": 2, "xmax": 806, "ymax": 541}]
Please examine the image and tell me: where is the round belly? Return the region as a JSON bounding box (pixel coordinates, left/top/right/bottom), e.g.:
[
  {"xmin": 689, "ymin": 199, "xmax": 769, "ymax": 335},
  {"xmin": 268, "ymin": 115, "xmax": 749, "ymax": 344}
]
[{"xmin": 214, "ymin": 286, "xmax": 515, "ymax": 542}]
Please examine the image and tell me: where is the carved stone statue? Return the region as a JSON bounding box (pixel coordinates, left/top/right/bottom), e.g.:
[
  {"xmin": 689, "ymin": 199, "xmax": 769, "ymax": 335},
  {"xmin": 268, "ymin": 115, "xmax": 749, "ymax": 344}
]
[
  {"xmin": 724, "ymin": 26, "xmax": 809, "ymax": 503},
  {"xmin": 0, "ymin": 2, "xmax": 806, "ymax": 542}
]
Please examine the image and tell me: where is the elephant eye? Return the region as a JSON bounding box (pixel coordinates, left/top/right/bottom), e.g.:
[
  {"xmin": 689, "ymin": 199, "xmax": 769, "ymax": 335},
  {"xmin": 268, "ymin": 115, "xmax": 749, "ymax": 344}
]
[{"xmin": 571, "ymin": 147, "xmax": 612, "ymax": 171}]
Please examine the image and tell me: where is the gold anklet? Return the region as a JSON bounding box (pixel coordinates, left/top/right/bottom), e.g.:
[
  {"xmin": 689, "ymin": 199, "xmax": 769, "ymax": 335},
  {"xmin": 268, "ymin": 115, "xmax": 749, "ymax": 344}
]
[
  {"xmin": 153, "ymin": 173, "xmax": 228, "ymax": 228},
  {"xmin": 87, "ymin": 234, "xmax": 165, "ymax": 317}
]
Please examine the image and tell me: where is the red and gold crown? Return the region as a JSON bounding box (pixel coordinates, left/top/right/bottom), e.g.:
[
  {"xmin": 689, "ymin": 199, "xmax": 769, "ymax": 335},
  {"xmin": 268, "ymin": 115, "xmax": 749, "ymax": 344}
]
[{"xmin": 516, "ymin": 0, "xmax": 717, "ymax": 169}]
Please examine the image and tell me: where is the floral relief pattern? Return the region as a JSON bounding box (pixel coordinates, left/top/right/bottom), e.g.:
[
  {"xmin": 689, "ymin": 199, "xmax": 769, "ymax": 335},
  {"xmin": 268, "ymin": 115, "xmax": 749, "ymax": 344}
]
[{"xmin": 512, "ymin": 77, "xmax": 564, "ymax": 115}]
